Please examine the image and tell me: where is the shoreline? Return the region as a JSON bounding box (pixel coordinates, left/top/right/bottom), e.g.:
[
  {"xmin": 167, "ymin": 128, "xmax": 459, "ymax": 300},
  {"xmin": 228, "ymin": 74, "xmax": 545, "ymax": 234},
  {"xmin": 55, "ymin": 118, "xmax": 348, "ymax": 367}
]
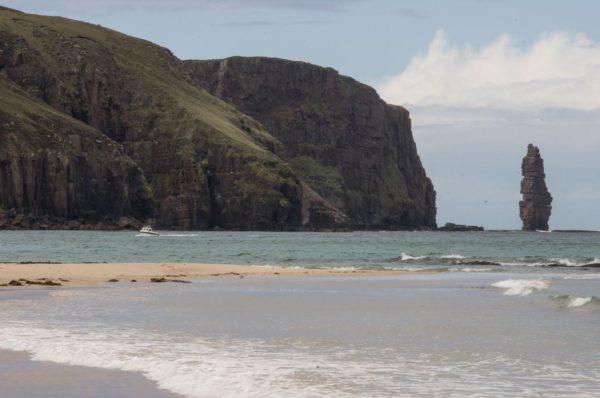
[
  {"xmin": 0, "ymin": 262, "xmax": 427, "ymax": 287},
  {"xmin": 0, "ymin": 349, "xmax": 180, "ymax": 398}
]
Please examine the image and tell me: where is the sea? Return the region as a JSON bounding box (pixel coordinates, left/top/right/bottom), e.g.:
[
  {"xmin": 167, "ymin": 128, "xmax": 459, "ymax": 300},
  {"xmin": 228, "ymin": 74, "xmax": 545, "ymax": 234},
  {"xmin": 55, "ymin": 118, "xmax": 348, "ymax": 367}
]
[{"xmin": 0, "ymin": 230, "xmax": 599, "ymax": 397}]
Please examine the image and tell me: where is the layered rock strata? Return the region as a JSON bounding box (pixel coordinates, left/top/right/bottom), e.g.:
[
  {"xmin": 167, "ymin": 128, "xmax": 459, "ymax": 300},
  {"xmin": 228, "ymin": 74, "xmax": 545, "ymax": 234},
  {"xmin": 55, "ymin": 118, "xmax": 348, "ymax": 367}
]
[
  {"xmin": 186, "ymin": 57, "xmax": 437, "ymax": 229},
  {"xmin": 0, "ymin": 8, "xmax": 303, "ymax": 229},
  {"xmin": 0, "ymin": 78, "xmax": 152, "ymax": 229},
  {"xmin": 520, "ymin": 144, "xmax": 552, "ymax": 231},
  {"xmin": 0, "ymin": 7, "xmax": 436, "ymax": 230}
]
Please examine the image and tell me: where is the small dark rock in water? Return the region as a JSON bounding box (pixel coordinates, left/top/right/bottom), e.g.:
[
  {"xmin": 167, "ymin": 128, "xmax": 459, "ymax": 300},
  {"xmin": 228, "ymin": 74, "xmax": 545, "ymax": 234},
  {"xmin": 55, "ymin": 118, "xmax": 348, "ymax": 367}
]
[
  {"xmin": 130, "ymin": 279, "xmax": 137, "ymax": 282},
  {"xmin": 455, "ymin": 260, "xmax": 500, "ymax": 266},
  {"xmin": 439, "ymin": 223, "xmax": 484, "ymax": 232},
  {"xmin": 520, "ymin": 144, "xmax": 552, "ymax": 231},
  {"xmin": 584, "ymin": 263, "xmax": 600, "ymax": 268},
  {"xmin": 150, "ymin": 277, "xmax": 167, "ymax": 283},
  {"xmin": 8, "ymin": 280, "xmax": 23, "ymax": 286},
  {"xmin": 107, "ymin": 279, "xmax": 119, "ymax": 283}
]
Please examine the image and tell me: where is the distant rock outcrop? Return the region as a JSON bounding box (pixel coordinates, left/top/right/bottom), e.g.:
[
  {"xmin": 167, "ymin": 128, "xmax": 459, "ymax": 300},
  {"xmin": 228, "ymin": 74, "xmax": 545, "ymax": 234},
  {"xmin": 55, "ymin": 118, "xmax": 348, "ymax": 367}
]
[
  {"xmin": 520, "ymin": 144, "xmax": 552, "ymax": 231},
  {"xmin": 438, "ymin": 223, "xmax": 484, "ymax": 232}
]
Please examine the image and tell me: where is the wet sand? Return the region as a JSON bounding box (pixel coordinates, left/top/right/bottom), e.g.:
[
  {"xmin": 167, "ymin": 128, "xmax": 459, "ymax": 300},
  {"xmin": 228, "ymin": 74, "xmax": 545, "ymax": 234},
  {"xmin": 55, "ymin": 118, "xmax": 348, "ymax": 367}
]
[
  {"xmin": 0, "ymin": 262, "xmax": 423, "ymax": 286},
  {"xmin": 0, "ymin": 350, "xmax": 180, "ymax": 398}
]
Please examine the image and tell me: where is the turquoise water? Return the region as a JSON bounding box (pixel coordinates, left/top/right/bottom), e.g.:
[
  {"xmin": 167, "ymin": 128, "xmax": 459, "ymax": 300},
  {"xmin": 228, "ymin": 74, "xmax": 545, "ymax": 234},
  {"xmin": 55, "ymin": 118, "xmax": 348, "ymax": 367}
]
[
  {"xmin": 1, "ymin": 230, "xmax": 599, "ymax": 271},
  {"xmin": 1, "ymin": 231, "xmax": 600, "ymax": 397}
]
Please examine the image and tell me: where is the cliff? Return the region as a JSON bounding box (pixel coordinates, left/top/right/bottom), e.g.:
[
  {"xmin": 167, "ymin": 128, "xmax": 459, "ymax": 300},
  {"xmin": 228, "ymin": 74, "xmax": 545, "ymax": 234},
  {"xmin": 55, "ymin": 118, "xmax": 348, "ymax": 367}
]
[
  {"xmin": 0, "ymin": 78, "xmax": 152, "ymax": 229},
  {"xmin": 186, "ymin": 57, "xmax": 436, "ymax": 228},
  {"xmin": 0, "ymin": 7, "xmax": 306, "ymax": 229},
  {"xmin": 520, "ymin": 144, "xmax": 552, "ymax": 231},
  {"xmin": 0, "ymin": 7, "xmax": 436, "ymax": 230}
]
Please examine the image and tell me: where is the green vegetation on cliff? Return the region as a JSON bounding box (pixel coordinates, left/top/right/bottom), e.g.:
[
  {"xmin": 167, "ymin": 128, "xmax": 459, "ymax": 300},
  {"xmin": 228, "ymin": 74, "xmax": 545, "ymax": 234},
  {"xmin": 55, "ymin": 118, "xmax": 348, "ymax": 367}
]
[
  {"xmin": 0, "ymin": 77, "xmax": 152, "ymax": 222},
  {"xmin": 0, "ymin": 7, "xmax": 305, "ymax": 229},
  {"xmin": 0, "ymin": 7, "xmax": 436, "ymax": 230},
  {"xmin": 186, "ymin": 56, "xmax": 437, "ymax": 228}
]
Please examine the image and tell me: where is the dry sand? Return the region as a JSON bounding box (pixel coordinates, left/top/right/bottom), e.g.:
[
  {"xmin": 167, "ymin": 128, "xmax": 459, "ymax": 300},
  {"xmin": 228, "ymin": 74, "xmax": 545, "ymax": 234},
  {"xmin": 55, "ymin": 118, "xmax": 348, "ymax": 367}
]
[{"xmin": 0, "ymin": 262, "xmax": 421, "ymax": 287}]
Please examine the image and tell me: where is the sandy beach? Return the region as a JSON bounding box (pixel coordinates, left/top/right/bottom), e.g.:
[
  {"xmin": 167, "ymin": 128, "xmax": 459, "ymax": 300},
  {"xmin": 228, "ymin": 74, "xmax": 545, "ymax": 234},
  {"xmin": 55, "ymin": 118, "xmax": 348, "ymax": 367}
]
[
  {"xmin": 0, "ymin": 262, "xmax": 419, "ymax": 287},
  {"xmin": 0, "ymin": 350, "xmax": 180, "ymax": 398}
]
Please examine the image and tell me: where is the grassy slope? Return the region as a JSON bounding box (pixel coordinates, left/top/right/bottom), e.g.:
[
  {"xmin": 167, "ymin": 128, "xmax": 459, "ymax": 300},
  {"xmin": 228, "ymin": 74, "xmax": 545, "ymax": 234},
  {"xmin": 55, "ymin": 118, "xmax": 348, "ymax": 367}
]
[
  {"xmin": 0, "ymin": 8, "xmax": 302, "ymax": 228},
  {"xmin": 0, "ymin": 77, "xmax": 122, "ymax": 157},
  {"xmin": 0, "ymin": 8, "xmax": 276, "ymax": 155}
]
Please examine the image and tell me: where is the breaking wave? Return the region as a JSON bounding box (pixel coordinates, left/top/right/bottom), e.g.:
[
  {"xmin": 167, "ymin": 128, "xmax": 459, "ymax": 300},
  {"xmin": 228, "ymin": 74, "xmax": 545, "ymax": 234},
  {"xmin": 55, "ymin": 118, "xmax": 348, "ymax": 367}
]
[
  {"xmin": 391, "ymin": 253, "xmax": 600, "ymax": 269},
  {"xmin": 551, "ymin": 295, "xmax": 600, "ymax": 309},
  {"xmin": 491, "ymin": 279, "xmax": 549, "ymax": 296},
  {"xmin": 1, "ymin": 321, "xmax": 598, "ymax": 397}
]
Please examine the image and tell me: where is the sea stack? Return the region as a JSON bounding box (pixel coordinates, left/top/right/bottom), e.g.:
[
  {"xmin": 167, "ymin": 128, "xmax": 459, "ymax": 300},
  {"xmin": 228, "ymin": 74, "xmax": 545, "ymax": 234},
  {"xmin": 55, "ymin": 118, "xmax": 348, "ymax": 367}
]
[{"xmin": 519, "ymin": 144, "xmax": 552, "ymax": 231}]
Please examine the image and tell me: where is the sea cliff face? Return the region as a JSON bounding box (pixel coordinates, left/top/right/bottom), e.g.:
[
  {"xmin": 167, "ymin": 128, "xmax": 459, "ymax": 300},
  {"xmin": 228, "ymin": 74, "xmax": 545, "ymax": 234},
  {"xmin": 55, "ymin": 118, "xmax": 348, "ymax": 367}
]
[
  {"xmin": 186, "ymin": 57, "xmax": 436, "ymax": 228},
  {"xmin": 0, "ymin": 7, "xmax": 436, "ymax": 230},
  {"xmin": 0, "ymin": 8, "xmax": 303, "ymax": 229},
  {"xmin": 0, "ymin": 78, "xmax": 152, "ymax": 229}
]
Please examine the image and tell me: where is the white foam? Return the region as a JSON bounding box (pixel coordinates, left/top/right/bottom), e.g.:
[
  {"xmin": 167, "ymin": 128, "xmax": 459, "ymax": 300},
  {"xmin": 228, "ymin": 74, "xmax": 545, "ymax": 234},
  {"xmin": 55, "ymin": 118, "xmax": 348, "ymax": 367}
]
[
  {"xmin": 492, "ymin": 279, "xmax": 549, "ymax": 296},
  {"xmin": 549, "ymin": 258, "xmax": 579, "ymax": 267},
  {"xmin": 399, "ymin": 253, "xmax": 426, "ymax": 261},
  {"xmin": 563, "ymin": 274, "xmax": 600, "ymax": 280},
  {"xmin": 0, "ymin": 321, "xmax": 598, "ymax": 397},
  {"xmin": 451, "ymin": 267, "xmax": 494, "ymax": 272},
  {"xmin": 397, "ymin": 266, "xmax": 428, "ymax": 272},
  {"xmin": 0, "ymin": 324, "xmax": 349, "ymax": 398},
  {"xmin": 136, "ymin": 233, "xmax": 199, "ymax": 238},
  {"xmin": 566, "ymin": 297, "xmax": 593, "ymax": 308},
  {"xmin": 440, "ymin": 254, "xmax": 466, "ymax": 259}
]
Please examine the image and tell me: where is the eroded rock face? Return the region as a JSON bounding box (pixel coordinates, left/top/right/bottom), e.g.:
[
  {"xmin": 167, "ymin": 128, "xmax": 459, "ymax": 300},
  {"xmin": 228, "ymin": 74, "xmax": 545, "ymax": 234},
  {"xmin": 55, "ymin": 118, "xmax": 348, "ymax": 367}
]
[
  {"xmin": 0, "ymin": 8, "xmax": 436, "ymax": 230},
  {"xmin": 0, "ymin": 79, "xmax": 153, "ymax": 227},
  {"xmin": 0, "ymin": 8, "xmax": 304, "ymax": 229},
  {"xmin": 520, "ymin": 144, "xmax": 552, "ymax": 231},
  {"xmin": 438, "ymin": 223, "xmax": 484, "ymax": 232},
  {"xmin": 186, "ymin": 57, "xmax": 437, "ymax": 229}
]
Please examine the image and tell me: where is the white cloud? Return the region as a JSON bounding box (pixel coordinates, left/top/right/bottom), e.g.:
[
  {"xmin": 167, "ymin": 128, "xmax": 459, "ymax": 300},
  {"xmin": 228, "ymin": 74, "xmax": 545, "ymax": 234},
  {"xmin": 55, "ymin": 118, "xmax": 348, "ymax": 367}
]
[{"xmin": 378, "ymin": 31, "xmax": 600, "ymax": 111}]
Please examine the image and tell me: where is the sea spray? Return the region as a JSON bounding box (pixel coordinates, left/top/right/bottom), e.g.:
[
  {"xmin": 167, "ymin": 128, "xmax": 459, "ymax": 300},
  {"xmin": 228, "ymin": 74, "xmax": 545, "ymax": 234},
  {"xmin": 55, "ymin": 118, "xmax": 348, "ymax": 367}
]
[{"xmin": 491, "ymin": 279, "xmax": 549, "ymax": 296}]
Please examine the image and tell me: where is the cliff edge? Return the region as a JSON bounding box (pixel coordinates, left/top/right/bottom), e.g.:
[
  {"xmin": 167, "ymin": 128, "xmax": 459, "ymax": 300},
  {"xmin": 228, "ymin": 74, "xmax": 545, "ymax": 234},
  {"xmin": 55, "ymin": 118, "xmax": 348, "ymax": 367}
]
[
  {"xmin": 0, "ymin": 7, "xmax": 436, "ymax": 230},
  {"xmin": 186, "ymin": 57, "xmax": 436, "ymax": 229}
]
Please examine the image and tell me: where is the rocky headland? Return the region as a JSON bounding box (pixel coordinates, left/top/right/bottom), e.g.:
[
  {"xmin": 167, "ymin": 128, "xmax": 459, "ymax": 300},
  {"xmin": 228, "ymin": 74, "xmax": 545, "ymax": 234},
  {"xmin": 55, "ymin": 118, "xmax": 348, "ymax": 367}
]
[
  {"xmin": 0, "ymin": 7, "xmax": 436, "ymax": 230},
  {"xmin": 186, "ymin": 57, "xmax": 436, "ymax": 229},
  {"xmin": 519, "ymin": 144, "xmax": 552, "ymax": 231},
  {"xmin": 438, "ymin": 223, "xmax": 484, "ymax": 232}
]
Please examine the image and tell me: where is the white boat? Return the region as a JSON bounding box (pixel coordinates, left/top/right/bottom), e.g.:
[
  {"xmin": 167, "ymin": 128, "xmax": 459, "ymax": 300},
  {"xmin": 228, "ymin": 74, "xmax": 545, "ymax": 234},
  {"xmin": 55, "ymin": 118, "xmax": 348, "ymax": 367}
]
[{"xmin": 139, "ymin": 225, "xmax": 159, "ymax": 235}]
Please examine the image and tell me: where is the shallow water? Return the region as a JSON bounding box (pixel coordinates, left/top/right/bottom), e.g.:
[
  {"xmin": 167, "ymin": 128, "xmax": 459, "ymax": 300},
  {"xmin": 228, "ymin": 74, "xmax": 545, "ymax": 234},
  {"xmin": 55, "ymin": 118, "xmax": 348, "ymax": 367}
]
[
  {"xmin": 1, "ymin": 231, "xmax": 599, "ymax": 397},
  {"xmin": 1, "ymin": 230, "xmax": 600, "ymax": 272},
  {"xmin": 0, "ymin": 272, "xmax": 599, "ymax": 397},
  {"xmin": 0, "ymin": 349, "xmax": 178, "ymax": 398}
]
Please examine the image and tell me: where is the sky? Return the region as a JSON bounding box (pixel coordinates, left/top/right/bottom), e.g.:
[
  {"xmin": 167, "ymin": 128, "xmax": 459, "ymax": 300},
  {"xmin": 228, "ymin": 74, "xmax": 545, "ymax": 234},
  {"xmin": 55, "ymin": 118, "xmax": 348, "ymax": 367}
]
[{"xmin": 5, "ymin": 0, "xmax": 600, "ymax": 229}]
